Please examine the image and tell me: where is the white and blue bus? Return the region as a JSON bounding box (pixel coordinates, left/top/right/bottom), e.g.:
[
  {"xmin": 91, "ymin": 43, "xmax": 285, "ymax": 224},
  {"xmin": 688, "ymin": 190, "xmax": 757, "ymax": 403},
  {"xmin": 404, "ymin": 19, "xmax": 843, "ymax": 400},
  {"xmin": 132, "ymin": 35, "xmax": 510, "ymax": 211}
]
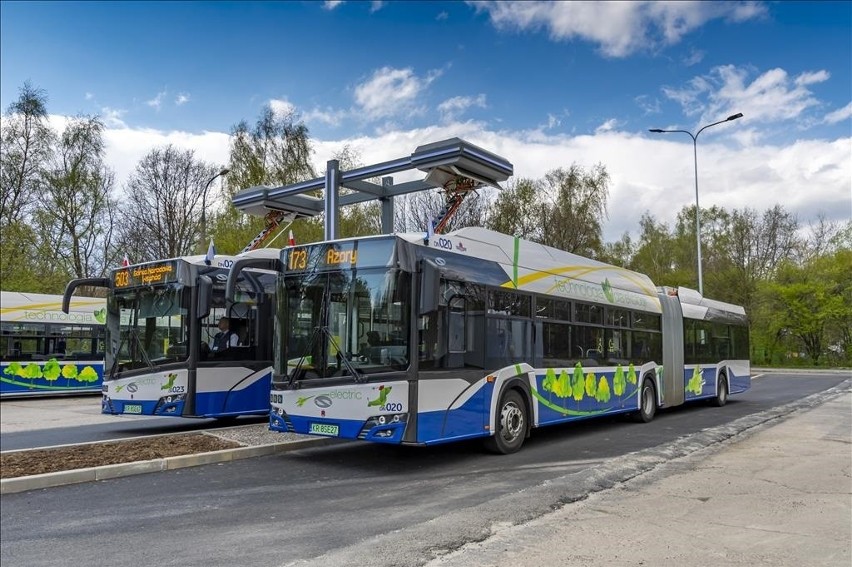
[
  {"xmin": 63, "ymin": 250, "xmax": 279, "ymax": 419},
  {"xmin": 1, "ymin": 291, "xmax": 106, "ymax": 398},
  {"xmin": 245, "ymin": 226, "xmax": 749, "ymax": 453}
]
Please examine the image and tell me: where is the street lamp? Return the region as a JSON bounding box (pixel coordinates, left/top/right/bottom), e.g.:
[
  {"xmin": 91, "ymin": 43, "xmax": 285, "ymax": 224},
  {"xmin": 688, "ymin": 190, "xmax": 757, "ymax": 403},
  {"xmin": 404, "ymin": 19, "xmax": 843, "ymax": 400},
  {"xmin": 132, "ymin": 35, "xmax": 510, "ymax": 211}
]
[
  {"xmin": 649, "ymin": 112, "xmax": 743, "ymax": 295},
  {"xmin": 200, "ymin": 168, "xmax": 230, "ymax": 254}
]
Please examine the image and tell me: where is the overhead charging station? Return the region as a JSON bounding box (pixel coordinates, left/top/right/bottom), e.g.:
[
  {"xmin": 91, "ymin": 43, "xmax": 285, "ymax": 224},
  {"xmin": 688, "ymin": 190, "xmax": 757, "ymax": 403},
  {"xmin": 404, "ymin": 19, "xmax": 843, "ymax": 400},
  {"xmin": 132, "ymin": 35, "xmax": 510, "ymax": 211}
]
[{"xmin": 231, "ymin": 137, "xmax": 514, "ymax": 242}]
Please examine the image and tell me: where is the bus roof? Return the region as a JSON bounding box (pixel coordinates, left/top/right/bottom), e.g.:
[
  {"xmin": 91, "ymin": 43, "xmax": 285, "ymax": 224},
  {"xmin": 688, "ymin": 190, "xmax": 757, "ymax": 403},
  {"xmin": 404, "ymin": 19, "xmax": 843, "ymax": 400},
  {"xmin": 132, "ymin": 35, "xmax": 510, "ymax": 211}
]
[{"xmin": 400, "ymin": 227, "xmax": 662, "ymax": 313}]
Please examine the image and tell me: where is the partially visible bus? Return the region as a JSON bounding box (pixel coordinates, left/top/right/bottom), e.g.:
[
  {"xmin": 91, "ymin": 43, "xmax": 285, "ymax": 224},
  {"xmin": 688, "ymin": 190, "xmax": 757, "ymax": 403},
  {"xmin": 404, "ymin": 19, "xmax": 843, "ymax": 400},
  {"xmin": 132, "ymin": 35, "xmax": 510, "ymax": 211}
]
[
  {"xmin": 63, "ymin": 249, "xmax": 279, "ymax": 419},
  {"xmin": 1, "ymin": 291, "xmax": 106, "ymax": 398},
  {"xmin": 248, "ymin": 227, "xmax": 749, "ymax": 453}
]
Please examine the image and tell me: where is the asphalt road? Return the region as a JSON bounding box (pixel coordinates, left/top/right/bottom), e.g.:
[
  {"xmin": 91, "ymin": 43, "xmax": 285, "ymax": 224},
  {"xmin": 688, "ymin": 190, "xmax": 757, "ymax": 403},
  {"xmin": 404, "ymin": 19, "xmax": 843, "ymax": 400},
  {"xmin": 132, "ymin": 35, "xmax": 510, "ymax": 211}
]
[{"xmin": 0, "ymin": 372, "xmax": 847, "ymax": 567}]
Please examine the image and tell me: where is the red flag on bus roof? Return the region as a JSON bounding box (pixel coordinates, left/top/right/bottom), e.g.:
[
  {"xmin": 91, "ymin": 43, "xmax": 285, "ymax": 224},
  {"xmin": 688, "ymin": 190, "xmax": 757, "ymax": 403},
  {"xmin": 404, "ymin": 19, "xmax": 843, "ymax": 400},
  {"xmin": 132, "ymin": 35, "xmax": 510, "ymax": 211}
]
[{"xmin": 288, "ymin": 230, "xmax": 296, "ymax": 247}]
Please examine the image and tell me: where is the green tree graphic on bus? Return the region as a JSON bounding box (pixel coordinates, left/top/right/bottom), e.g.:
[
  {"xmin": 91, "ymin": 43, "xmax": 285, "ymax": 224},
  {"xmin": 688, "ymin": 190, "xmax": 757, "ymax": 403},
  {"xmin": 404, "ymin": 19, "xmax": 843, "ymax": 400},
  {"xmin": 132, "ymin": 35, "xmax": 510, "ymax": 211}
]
[
  {"xmin": 571, "ymin": 364, "xmax": 585, "ymax": 402},
  {"xmin": 78, "ymin": 366, "xmax": 99, "ymax": 383},
  {"xmin": 4, "ymin": 362, "xmax": 24, "ymax": 378},
  {"xmin": 613, "ymin": 365, "xmax": 626, "ymax": 396},
  {"xmin": 61, "ymin": 363, "xmax": 78, "ymax": 384},
  {"xmin": 627, "ymin": 363, "xmax": 638, "ymax": 385},
  {"xmin": 595, "ymin": 376, "xmax": 611, "ymax": 402},
  {"xmin": 42, "ymin": 359, "xmax": 61, "ymax": 382},
  {"xmin": 584, "ymin": 371, "xmax": 597, "ymax": 397},
  {"xmin": 687, "ymin": 366, "xmax": 704, "ymax": 395}
]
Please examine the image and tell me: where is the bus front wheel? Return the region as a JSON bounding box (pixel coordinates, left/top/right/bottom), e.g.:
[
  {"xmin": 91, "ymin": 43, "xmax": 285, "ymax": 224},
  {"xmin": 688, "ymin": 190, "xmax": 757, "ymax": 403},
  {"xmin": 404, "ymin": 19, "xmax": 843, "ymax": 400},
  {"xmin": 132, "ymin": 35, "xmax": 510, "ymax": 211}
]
[{"xmin": 485, "ymin": 389, "xmax": 527, "ymax": 454}]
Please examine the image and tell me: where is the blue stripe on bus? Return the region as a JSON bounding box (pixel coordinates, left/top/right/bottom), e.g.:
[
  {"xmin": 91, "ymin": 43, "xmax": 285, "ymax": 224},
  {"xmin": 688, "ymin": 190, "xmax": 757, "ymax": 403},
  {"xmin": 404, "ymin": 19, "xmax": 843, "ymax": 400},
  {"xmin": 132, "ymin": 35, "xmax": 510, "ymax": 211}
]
[{"xmin": 194, "ymin": 373, "xmax": 272, "ymax": 417}]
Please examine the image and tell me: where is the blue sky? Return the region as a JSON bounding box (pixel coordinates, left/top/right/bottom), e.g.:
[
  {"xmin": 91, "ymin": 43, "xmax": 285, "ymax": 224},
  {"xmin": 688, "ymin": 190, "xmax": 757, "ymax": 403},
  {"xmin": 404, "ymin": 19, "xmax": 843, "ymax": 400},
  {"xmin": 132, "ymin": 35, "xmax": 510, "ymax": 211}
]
[{"xmin": 2, "ymin": 1, "xmax": 850, "ymax": 242}]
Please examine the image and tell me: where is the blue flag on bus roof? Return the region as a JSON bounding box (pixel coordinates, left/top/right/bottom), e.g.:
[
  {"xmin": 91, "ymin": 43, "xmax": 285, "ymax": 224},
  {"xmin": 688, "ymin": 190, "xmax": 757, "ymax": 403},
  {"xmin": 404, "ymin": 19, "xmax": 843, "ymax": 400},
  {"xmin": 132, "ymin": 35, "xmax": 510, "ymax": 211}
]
[{"xmin": 204, "ymin": 239, "xmax": 216, "ymax": 266}]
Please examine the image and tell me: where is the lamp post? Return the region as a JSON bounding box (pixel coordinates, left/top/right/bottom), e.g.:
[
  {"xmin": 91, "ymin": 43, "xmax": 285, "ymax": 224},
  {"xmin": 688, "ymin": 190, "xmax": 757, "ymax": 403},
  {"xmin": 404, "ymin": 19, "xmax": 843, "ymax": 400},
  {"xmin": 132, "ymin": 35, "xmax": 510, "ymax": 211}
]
[
  {"xmin": 200, "ymin": 168, "xmax": 230, "ymax": 254},
  {"xmin": 649, "ymin": 112, "xmax": 742, "ymax": 295}
]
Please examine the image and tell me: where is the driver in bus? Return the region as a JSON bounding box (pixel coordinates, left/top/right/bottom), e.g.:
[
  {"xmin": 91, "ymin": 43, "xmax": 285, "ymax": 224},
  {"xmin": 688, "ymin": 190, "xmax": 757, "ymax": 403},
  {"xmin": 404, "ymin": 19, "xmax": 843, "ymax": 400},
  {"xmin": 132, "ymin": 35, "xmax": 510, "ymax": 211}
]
[{"xmin": 211, "ymin": 317, "xmax": 238, "ymax": 353}]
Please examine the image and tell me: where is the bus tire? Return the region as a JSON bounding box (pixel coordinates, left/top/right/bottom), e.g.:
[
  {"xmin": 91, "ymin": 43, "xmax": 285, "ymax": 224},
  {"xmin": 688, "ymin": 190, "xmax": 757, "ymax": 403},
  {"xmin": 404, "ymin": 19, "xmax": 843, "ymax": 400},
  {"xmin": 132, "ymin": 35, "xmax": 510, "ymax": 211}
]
[
  {"xmin": 712, "ymin": 374, "xmax": 729, "ymax": 407},
  {"xmin": 484, "ymin": 389, "xmax": 527, "ymax": 455},
  {"xmin": 635, "ymin": 378, "xmax": 656, "ymax": 423}
]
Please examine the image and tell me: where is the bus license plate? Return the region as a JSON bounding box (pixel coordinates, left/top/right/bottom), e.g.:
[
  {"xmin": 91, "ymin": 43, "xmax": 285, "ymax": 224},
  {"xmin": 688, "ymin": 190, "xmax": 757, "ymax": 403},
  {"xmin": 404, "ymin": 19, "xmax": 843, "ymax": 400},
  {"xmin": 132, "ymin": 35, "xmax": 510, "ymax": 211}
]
[
  {"xmin": 124, "ymin": 404, "xmax": 143, "ymax": 414},
  {"xmin": 310, "ymin": 423, "xmax": 339, "ymax": 436}
]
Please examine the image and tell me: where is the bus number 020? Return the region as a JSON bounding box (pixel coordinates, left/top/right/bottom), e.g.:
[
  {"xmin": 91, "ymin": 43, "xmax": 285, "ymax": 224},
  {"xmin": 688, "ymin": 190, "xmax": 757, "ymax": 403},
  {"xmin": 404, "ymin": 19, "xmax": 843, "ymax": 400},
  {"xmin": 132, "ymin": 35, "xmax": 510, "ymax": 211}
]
[{"xmin": 382, "ymin": 403, "xmax": 403, "ymax": 412}]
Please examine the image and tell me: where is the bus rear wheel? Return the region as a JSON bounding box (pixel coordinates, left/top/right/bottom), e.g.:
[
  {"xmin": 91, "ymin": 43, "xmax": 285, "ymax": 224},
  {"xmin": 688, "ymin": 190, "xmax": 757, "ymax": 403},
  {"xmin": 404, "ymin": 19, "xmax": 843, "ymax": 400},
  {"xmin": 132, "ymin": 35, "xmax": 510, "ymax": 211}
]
[
  {"xmin": 485, "ymin": 389, "xmax": 527, "ymax": 454},
  {"xmin": 635, "ymin": 378, "xmax": 656, "ymax": 423},
  {"xmin": 712, "ymin": 374, "xmax": 728, "ymax": 407}
]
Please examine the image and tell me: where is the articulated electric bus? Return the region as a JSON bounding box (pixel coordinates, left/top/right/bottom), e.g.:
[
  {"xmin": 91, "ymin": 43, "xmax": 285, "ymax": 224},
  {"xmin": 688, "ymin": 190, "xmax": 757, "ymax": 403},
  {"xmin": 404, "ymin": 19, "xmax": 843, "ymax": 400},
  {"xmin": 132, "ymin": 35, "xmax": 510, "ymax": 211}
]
[
  {"xmin": 63, "ymin": 249, "xmax": 278, "ymax": 419},
  {"xmin": 1, "ymin": 291, "xmax": 106, "ymax": 397},
  {"xmin": 234, "ymin": 227, "xmax": 749, "ymax": 454}
]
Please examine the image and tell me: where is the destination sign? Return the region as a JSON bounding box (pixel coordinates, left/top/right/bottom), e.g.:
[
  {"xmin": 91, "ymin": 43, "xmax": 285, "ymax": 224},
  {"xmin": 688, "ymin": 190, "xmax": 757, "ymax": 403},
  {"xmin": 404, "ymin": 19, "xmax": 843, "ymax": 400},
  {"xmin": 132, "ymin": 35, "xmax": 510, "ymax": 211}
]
[
  {"xmin": 114, "ymin": 261, "xmax": 178, "ymax": 288},
  {"xmin": 286, "ymin": 244, "xmax": 358, "ymax": 272}
]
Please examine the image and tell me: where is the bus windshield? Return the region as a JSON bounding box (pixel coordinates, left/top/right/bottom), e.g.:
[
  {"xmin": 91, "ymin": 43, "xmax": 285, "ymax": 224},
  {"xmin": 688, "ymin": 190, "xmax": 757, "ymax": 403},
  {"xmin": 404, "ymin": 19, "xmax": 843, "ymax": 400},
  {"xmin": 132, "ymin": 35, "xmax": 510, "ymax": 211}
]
[
  {"xmin": 279, "ymin": 268, "xmax": 410, "ymax": 380},
  {"xmin": 107, "ymin": 284, "xmax": 189, "ymax": 374}
]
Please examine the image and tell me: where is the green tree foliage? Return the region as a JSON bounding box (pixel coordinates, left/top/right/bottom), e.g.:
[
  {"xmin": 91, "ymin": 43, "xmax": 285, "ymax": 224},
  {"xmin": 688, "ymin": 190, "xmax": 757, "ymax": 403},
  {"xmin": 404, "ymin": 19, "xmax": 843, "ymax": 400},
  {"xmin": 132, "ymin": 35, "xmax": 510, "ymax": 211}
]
[
  {"xmin": 218, "ymin": 105, "xmax": 315, "ymax": 253},
  {"xmin": 487, "ymin": 165, "xmax": 610, "ymax": 258},
  {"xmin": 539, "ymin": 164, "xmax": 610, "ymax": 257},
  {"xmin": 760, "ymin": 248, "xmax": 851, "ymax": 365},
  {"xmin": 118, "ymin": 145, "xmax": 219, "ymax": 261},
  {"xmin": 0, "ymin": 81, "xmax": 54, "ymax": 225},
  {"xmin": 38, "ymin": 115, "xmax": 117, "ymax": 281},
  {"xmin": 485, "ymin": 177, "xmax": 543, "ymax": 240},
  {"xmin": 0, "ymin": 82, "xmax": 55, "ymax": 291}
]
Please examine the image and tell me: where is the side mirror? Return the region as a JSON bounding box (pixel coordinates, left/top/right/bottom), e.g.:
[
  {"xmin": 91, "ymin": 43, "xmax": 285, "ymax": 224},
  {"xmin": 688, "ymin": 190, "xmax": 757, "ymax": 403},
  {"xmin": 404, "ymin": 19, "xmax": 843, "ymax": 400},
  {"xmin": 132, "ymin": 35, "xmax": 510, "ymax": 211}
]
[
  {"xmin": 419, "ymin": 259, "xmax": 441, "ymax": 315},
  {"xmin": 197, "ymin": 276, "xmax": 212, "ymax": 319}
]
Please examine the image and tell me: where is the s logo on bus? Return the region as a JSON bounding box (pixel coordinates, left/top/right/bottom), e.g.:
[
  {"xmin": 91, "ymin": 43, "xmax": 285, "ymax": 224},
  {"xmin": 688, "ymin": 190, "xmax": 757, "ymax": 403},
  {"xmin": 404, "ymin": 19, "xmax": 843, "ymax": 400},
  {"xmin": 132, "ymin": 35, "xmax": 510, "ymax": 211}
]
[{"xmin": 314, "ymin": 395, "xmax": 332, "ymax": 408}]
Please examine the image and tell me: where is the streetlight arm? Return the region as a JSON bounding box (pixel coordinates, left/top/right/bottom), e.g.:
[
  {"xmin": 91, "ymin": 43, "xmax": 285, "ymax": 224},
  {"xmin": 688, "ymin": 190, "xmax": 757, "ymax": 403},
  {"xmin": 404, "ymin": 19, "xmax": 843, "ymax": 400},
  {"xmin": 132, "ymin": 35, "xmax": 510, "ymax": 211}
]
[{"xmin": 648, "ymin": 113, "xmax": 742, "ymax": 296}]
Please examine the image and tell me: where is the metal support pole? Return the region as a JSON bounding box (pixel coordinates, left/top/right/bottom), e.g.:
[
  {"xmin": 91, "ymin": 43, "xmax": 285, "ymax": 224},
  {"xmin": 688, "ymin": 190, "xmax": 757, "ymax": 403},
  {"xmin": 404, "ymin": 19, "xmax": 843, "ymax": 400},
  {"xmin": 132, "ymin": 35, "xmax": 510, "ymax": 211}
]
[
  {"xmin": 381, "ymin": 176, "xmax": 394, "ymax": 234},
  {"xmin": 324, "ymin": 160, "xmax": 340, "ymax": 241}
]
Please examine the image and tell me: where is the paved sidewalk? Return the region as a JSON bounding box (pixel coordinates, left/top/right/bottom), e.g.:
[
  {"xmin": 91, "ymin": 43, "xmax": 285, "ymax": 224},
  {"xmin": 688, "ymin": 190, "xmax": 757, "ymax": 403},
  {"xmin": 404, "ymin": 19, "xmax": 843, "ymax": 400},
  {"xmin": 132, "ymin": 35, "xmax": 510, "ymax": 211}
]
[{"xmin": 429, "ymin": 392, "xmax": 852, "ymax": 567}]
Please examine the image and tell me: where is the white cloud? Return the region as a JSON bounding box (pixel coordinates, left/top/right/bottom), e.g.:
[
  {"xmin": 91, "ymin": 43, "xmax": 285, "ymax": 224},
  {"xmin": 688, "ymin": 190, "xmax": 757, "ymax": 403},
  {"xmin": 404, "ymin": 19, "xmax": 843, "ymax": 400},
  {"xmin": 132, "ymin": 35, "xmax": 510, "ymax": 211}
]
[
  {"xmin": 310, "ymin": 123, "xmax": 849, "ymax": 242},
  {"xmin": 303, "ymin": 106, "xmax": 348, "ymax": 127},
  {"xmin": 437, "ymin": 94, "xmax": 487, "ymax": 121},
  {"xmin": 85, "ymin": 92, "xmax": 94, "ymax": 101},
  {"xmin": 824, "ymin": 102, "xmax": 852, "ymax": 125},
  {"xmin": 71, "ymin": 109, "xmax": 849, "ymax": 245},
  {"xmin": 683, "ymin": 49, "xmax": 705, "ymax": 67},
  {"xmin": 269, "ymin": 98, "xmax": 297, "ymax": 119},
  {"xmin": 353, "ymin": 66, "xmax": 442, "ymax": 120},
  {"xmin": 468, "ymin": 1, "xmax": 767, "ymax": 57},
  {"xmin": 100, "ymin": 107, "xmax": 127, "ymax": 128},
  {"xmin": 436, "ymin": 11, "xmax": 449, "ymax": 21},
  {"xmin": 595, "ymin": 118, "xmax": 620, "ymax": 134},
  {"xmin": 146, "ymin": 90, "xmax": 167, "ymax": 111},
  {"xmin": 175, "ymin": 93, "xmax": 191, "ymax": 106},
  {"xmin": 323, "ymin": 1, "xmax": 344, "ymax": 10},
  {"xmin": 370, "ymin": 1, "xmax": 385, "ymax": 13},
  {"xmin": 663, "ymin": 65, "xmax": 830, "ymax": 127}
]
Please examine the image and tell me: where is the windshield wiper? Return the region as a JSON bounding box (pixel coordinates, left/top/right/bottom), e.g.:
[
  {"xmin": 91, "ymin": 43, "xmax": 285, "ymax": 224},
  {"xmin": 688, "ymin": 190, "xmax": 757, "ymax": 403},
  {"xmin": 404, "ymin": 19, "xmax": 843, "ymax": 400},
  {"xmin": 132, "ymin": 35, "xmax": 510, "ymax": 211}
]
[
  {"xmin": 128, "ymin": 326, "xmax": 154, "ymax": 370},
  {"xmin": 321, "ymin": 326, "xmax": 367, "ymax": 383}
]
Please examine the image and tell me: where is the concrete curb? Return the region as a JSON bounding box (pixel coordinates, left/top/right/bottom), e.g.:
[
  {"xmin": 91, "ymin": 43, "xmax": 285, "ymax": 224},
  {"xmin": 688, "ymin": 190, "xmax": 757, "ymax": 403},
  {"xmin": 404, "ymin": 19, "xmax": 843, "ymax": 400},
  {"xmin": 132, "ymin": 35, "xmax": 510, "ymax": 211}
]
[{"xmin": 0, "ymin": 436, "xmax": 334, "ymax": 495}]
